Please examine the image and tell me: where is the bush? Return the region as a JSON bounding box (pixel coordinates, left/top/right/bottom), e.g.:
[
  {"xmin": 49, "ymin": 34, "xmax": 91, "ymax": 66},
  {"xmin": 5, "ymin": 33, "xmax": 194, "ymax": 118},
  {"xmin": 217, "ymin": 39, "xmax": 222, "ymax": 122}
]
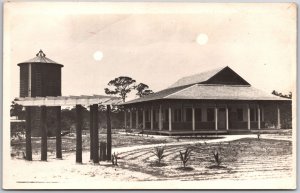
[{"xmin": 179, "ymin": 147, "xmax": 192, "ymax": 168}]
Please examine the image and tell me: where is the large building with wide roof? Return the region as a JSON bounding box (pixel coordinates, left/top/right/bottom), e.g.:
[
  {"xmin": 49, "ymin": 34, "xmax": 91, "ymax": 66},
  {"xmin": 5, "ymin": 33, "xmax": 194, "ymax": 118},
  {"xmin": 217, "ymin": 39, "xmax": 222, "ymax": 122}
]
[{"xmin": 122, "ymin": 66, "xmax": 291, "ymax": 135}]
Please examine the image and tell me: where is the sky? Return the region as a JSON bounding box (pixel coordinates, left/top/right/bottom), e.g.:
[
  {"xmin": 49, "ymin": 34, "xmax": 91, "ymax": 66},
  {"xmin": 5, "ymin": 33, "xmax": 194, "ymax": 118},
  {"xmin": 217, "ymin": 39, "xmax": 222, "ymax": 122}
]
[{"xmin": 4, "ymin": 2, "xmax": 296, "ymax": 101}]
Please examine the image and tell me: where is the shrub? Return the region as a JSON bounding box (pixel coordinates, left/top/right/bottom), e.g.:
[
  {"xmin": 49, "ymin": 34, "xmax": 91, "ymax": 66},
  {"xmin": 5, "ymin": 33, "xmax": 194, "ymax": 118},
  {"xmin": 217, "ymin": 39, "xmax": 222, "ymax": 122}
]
[
  {"xmin": 111, "ymin": 152, "xmax": 119, "ymax": 166},
  {"xmin": 152, "ymin": 146, "xmax": 166, "ymax": 164},
  {"xmin": 213, "ymin": 149, "xmax": 222, "ymax": 166},
  {"xmin": 179, "ymin": 147, "xmax": 192, "ymax": 168}
]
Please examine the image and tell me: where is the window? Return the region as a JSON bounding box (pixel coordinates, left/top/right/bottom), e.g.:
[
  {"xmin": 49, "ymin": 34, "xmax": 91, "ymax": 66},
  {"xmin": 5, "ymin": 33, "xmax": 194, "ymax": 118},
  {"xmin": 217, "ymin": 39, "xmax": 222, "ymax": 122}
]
[
  {"xmin": 250, "ymin": 108, "xmax": 255, "ymax": 121},
  {"xmin": 164, "ymin": 109, "xmax": 169, "ymax": 122},
  {"xmin": 174, "ymin": 109, "xmax": 182, "ymax": 122},
  {"xmin": 237, "ymin": 108, "xmax": 243, "ymax": 121},
  {"xmin": 195, "ymin": 108, "xmax": 202, "ymax": 122},
  {"xmin": 207, "ymin": 108, "xmax": 214, "ymax": 122},
  {"xmin": 185, "ymin": 108, "xmax": 192, "ymax": 122}
]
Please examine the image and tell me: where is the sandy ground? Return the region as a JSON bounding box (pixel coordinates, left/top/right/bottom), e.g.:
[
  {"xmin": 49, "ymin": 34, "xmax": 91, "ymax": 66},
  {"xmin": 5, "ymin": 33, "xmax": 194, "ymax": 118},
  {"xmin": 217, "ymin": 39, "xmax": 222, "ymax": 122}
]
[{"xmin": 4, "ymin": 134, "xmax": 295, "ymax": 189}]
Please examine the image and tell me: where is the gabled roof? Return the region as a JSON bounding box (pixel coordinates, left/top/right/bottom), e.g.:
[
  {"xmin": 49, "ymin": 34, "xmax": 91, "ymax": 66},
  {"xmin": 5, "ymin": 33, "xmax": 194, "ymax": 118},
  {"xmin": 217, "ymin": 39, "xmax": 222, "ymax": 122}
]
[
  {"xmin": 18, "ymin": 50, "xmax": 63, "ymax": 67},
  {"xmin": 123, "ymin": 66, "xmax": 289, "ymax": 105}
]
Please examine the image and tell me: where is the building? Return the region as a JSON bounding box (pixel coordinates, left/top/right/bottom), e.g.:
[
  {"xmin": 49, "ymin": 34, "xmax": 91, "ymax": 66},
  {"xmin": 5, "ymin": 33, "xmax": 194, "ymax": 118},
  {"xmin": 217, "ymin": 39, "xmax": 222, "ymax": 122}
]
[
  {"xmin": 17, "ymin": 50, "xmax": 63, "ymax": 136},
  {"xmin": 122, "ymin": 66, "xmax": 292, "ymax": 135}
]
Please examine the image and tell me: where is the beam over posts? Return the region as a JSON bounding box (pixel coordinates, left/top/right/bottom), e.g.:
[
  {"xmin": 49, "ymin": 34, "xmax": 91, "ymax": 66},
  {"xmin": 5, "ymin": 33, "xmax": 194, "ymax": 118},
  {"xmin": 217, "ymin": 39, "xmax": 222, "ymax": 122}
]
[
  {"xmin": 257, "ymin": 105, "xmax": 261, "ymax": 130},
  {"xmin": 192, "ymin": 107, "xmax": 195, "ymax": 131},
  {"xmin": 142, "ymin": 109, "xmax": 146, "ymax": 130},
  {"xmin": 214, "ymin": 107, "xmax": 218, "ymax": 130},
  {"xmin": 56, "ymin": 106, "xmax": 62, "ymax": 159},
  {"xmin": 277, "ymin": 104, "xmax": 281, "ymax": 129},
  {"xmin": 25, "ymin": 106, "xmax": 32, "ymax": 161},
  {"xmin": 129, "ymin": 109, "xmax": 133, "ymax": 129},
  {"xmin": 106, "ymin": 105, "xmax": 112, "ymax": 161},
  {"xmin": 168, "ymin": 107, "xmax": 172, "ymax": 131},
  {"xmin": 247, "ymin": 105, "xmax": 251, "ymax": 130},
  {"xmin": 159, "ymin": 105, "xmax": 162, "ymax": 131},
  {"xmin": 151, "ymin": 107, "xmax": 154, "ymax": 130},
  {"xmin": 76, "ymin": 105, "xmax": 83, "ymax": 164},
  {"xmin": 124, "ymin": 110, "xmax": 127, "ymax": 129},
  {"xmin": 41, "ymin": 106, "xmax": 47, "ymax": 161},
  {"xmin": 225, "ymin": 106, "xmax": 229, "ymax": 130},
  {"xmin": 89, "ymin": 105, "xmax": 94, "ymax": 160},
  {"xmin": 136, "ymin": 109, "xmax": 139, "ymax": 129},
  {"xmin": 92, "ymin": 104, "xmax": 99, "ymax": 164}
]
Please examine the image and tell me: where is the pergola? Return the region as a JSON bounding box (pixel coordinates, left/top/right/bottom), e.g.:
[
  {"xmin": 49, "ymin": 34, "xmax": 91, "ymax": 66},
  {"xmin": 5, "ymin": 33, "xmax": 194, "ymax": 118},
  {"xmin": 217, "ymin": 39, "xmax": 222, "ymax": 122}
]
[{"xmin": 14, "ymin": 95, "xmax": 122, "ymax": 164}]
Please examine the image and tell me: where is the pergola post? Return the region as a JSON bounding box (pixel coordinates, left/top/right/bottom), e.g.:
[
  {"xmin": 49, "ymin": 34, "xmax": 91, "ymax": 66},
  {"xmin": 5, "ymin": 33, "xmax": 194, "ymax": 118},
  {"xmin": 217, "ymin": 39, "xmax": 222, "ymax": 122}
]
[
  {"xmin": 225, "ymin": 106, "xmax": 229, "ymax": 130},
  {"xmin": 257, "ymin": 105, "xmax": 261, "ymax": 130},
  {"xmin": 150, "ymin": 107, "xmax": 154, "ymax": 130},
  {"xmin": 168, "ymin": 107, "xmax": 172, "ymax": 131},
  {"xmin": 159, "ymin": 105, "xmax": 162, "ymax": 131},
  {"xmin": 124, "ymin": 110, "xmax": 127, "ymax": 129},
  {"xmin": 247, "ymin": 105, "xmax": 251, "ymax": 130},
  {"xmin": 214, "ymin": 107, "xmax": 218, "ymax": 130},
  {"xmin": 76, "ymin": 105, "xmax": 83, "ymax": 163},
  {"xmin": 106, "ymin": 105, "xmax": 112, "ymax": 161},
  {"xmin": 25, "ymin": 106, "xmax": 32, "ymax": 161},
  {"xmin": 89, "ymin": 105, "xmax": 94, "ymax": 160},
  {"xmin": 277, "ymin": 104, "xmax": 281, "ymax": 129},
  {"xmin": 192, "ymin": 107, "xmax": 195, "ymax": 131},
  {"xmin": 136, "ymin": 109, "xmax": 139, "ymax": 129},
  {"xmin": 129, "ymin": 109, "xmax": 133, "ymax": 129},
  {"xmin": 56, "ymin": 106, "xmax": 62, "ymax": 159},
  {"xmin": 41, "ymin": 106, "xmax": 47, "ymax": 161},
  {"xmin": 92, "ymin": 104, "xmax": 99, "ymax": 164},
  {"xmin": 142, "ymin": 109, "xmax": 146, "ymax": 130}
]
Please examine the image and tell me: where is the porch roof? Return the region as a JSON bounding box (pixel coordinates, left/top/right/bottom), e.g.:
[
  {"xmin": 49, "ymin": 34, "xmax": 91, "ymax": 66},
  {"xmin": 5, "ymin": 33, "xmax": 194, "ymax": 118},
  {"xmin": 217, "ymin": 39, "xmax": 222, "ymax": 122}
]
[{"xmin": 123, "ymin": 84, "xmax": 290, "ymax": 105}]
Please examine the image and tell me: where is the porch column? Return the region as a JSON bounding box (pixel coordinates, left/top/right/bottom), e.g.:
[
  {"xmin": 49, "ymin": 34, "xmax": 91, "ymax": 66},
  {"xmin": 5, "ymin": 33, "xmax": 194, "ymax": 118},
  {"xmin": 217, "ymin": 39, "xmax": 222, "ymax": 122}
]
[
  {"xmin": 76, "ymin": 105, "xmax": 83, "ymax": 164},
  {"xmin": 142, "ymin": 109, "xmax": 146, "ymax": 130},
  {"xmin": 56, "ymin": 106, "xmax": 62, "ymax": 159},
  {"xmin": 247, "ymin": 105, "xmax": 251, "ymax": 130},
  {"xmin": 214, "ymin": 107, "xmax": 218, "ymax": 130},
  {"xmin": 25, "ymin": 106, "xmax": 32, "ymax": 161},
  {"xmin": 277, "ymin": 105, "xmax": 281, "ymax": 129},
  {"xmin": 136, "ymin": 109, "xmax": 139, "ymax": 129},
  {"xmin": 150, "ymin": 107, "xmax": 154, "ymax": 130},
  {"xmin": 159, "ymin": 105, "xmax": 162, "ymax": 131},
  {"xmin": 41, "ymin": 106, "xmax": 47, "ymax": 161},
  {"xmin": 168, "ymin": 107, "xmax": 172, "ymax": 131},
  {"xmin": 257, "ymin": 105, "xmax": 261, "ymax": 130},
  {"xmin": 124, "ymin": 110, "xmax": 127, "ymax": 129},
  {"xmin": 192, "ymin": 107, "xmax": 195, "ymax": 131},
  {"xmin": 106, "ymin": 105, "xmax": 112, "ymax": 160},
  {"xmin": 89, "ymin": 105, "xmax": 94, "ymax": 160},
  {"xmin": 129, "ymin": 109, "xmax": 133, "ymax": 129},
  {"xmin": 225, "ymin": 106, "xmax": 229, "ymax": 130},
  {"xmin": 92, "ymin": 104, "xmax": 99, "ymax": 164}
]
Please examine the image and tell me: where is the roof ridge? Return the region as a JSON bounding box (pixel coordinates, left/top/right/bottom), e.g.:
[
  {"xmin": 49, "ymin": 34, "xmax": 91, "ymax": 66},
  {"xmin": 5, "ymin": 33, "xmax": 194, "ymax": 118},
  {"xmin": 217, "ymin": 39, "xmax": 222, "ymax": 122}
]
[{"xmin": 163, "ymin": 84, "xmax": 198, "ymax": 99}]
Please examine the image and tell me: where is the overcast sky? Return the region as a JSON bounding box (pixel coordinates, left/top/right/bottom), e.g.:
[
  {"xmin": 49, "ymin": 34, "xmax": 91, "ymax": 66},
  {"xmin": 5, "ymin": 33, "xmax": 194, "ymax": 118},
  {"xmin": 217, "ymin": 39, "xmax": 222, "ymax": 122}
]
[{"xmin": 5, "ymin": 2, "xmax": 296, "ymax": 101}]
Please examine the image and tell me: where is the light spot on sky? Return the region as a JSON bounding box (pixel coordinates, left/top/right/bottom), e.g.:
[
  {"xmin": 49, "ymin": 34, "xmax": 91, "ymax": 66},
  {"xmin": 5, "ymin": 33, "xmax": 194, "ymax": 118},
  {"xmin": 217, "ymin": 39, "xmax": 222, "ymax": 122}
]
[
  {"xmin": 93, "ymin": 51, "xmax": 103, "ymax": 61},
  {"xmin": 196, "ymin": 33, "xmax": 208, "ymax": 45}
]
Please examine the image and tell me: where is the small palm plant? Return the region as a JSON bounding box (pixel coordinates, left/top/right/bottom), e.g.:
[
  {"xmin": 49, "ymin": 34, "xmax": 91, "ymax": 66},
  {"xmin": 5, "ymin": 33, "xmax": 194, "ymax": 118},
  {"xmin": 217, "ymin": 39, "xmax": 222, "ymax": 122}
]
[
  {"xmin": 179, "ymin": 147, "xmax": 193, "ymax": 168},
  {"xmin": 111, "ymin": 152, "xmax": 119, "ymax": 166},
  {"xmin": 152, "ymin": 146, "xmax": 166, "ymax": 165},
  {"xmin": 213, "ymin": 149, "xmax": 222, "ymax": 166}
]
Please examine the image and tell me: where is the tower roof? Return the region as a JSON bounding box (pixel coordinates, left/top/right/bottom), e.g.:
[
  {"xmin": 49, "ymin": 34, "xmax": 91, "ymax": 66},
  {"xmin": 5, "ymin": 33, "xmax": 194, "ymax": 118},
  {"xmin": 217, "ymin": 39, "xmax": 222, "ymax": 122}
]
[{"xmin": 17, "ymin": 50, "xmax": 63, "ymax": 67}]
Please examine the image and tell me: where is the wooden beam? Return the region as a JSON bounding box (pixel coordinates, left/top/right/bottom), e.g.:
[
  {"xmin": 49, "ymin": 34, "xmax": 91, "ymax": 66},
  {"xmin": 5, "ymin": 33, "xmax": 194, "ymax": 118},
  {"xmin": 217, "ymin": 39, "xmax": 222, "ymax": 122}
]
[
  {"xmin": 89, "ymin": 105, "xmax": 94, "ymax": 160},
  {"xmin": 76, "ymin": 105, "xmax": 83, "ymax": 163},
  {"xmin": 92, "ymin": 104, "xmax": 99, "ymax": 164},
  {"xmin": 168, "ymin": 107, "xmax": 172, "ymax": 131},
  {"xmin": 25, "ymin": 106, "xmax": 32, "ymax": 161},
  {"xmin": 214, "ymin": 107, "xmax": 218, "ymax": 130},
  {"xmin": 106, "ymin": 105, "xmax": 112, "ymax": 161},
  {"xmin": 56, "ymin": 106, "xmax": 62, "ymax": 159},
  {"xmin": 257, "ymin": 105, "xmax": 261, "ymax": 130},
  {"xmin": 41, "ymin": 106, "xmax": 47, "ymax": 161},
  {"xmin": 247, "ymin": 105, "xmax": 251, "ymax": 130},
  {"xmin": 225, "ymin": 106, "xmax": 229, "ymax": 130},
  {"xmin": 192, "ymin": 107, "xmax": 195, "ymax": 131}
]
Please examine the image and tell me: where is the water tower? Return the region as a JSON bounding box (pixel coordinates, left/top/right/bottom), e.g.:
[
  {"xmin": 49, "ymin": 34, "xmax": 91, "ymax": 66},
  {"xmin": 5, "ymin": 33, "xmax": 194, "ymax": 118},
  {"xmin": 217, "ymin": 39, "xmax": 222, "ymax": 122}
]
[{"xmin": 18, "ymin": 50, "xmax": 64, "ymax": 136}]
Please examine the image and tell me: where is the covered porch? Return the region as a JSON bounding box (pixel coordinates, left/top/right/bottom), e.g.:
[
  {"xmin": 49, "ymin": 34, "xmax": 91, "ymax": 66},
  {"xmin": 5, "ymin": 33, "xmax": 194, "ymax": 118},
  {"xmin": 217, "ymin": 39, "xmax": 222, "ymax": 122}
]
[{"xmin": 123, "ymin": 99, "xmax": 288, "ymax": 134}]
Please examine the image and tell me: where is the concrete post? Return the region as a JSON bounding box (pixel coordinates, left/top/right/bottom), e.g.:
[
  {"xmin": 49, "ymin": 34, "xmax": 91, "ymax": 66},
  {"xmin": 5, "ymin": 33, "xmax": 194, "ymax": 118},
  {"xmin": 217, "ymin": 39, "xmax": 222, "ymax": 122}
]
[
  {"xmin": 76, "ymin": 105, "xmax": 83, "ymax": 163},
  {"xmin": 226, "ymin": 106, "xmax": 229, "ymax": 130},
  {"xmin": 41, "ymin": 106, "xmax": 47, "ymax": 161},
  {"xmin": 25, "ymin": 106, "xmax": 32, "ymax": 161},
  {"xmin": 168, "ymin": 107, "xmax": 172, "ymax": 131},
  {"xmin": 192, "ymin": 107, "xmax": 195, "ymax": 131},
  {"xmin": 257, "ymin": 105, "xmax": 261, "ymax": 130},
  {"xmin": 247, "ymin": 105, "xmax": 251, "ymax": 130},
  {"xmin": 214, "ymin": 107, "xmax": 218, "ymax": 130},
  {"xmin": 56, "ymin": 106, "xmax": 62, "ymax": 159}
]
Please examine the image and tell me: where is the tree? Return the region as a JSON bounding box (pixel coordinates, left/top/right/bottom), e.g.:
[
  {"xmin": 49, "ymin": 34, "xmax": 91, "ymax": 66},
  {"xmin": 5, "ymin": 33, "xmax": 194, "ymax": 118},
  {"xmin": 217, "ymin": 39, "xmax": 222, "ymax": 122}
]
[
  {"xmin": 10, "ymin": 101, "xmax": 25, "ymax": 120},
  {"xmin": 135, "ymin": 83, "xmax": 154, "ymax": 97},
  {"xmin": 104, "ymin": 76, "xmax": 136, "ymax": 102},
  {"xmin": 272, "ymin": 90, "xmax": 292, "ymax": 99}
]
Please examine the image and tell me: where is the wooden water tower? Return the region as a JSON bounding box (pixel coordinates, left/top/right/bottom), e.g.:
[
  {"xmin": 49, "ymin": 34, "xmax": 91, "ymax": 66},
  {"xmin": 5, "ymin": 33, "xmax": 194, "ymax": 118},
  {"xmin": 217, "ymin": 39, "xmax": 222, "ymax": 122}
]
[{"xmin": 18, "ymin": 50, "xmax": 64, "ymax": 136}]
